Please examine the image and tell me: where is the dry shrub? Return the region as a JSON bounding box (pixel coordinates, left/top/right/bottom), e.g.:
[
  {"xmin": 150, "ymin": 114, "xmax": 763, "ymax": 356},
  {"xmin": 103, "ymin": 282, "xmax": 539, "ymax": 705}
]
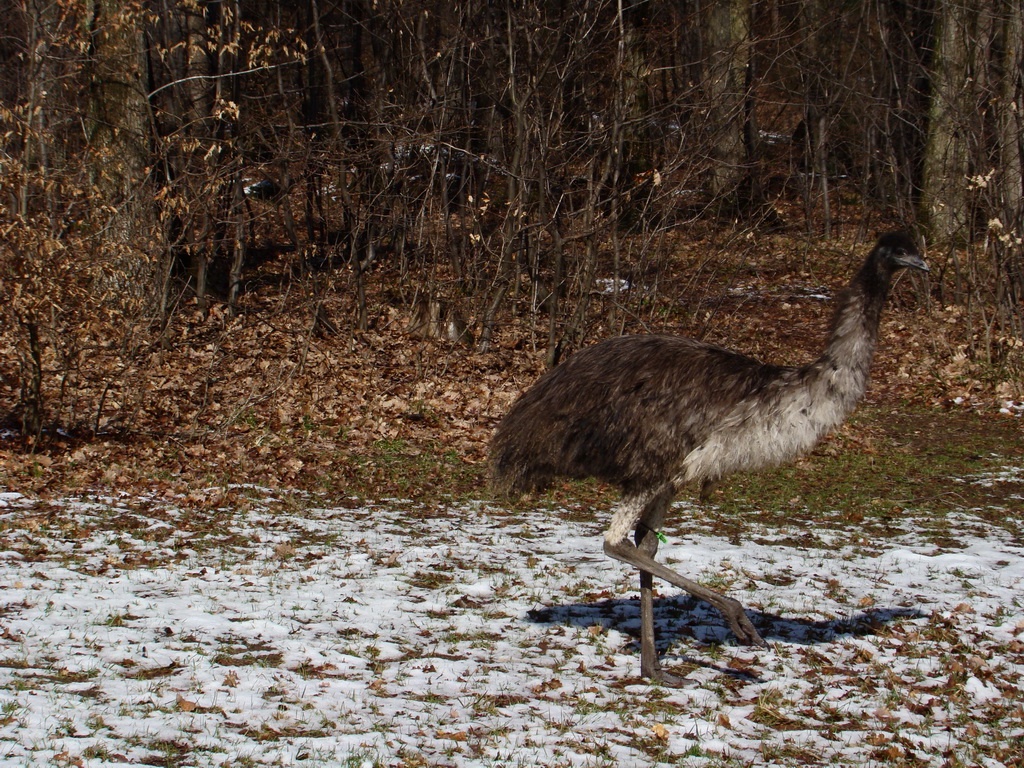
[{"xmin": 0, "ymin": 190, "xmax": 156, "ymax": 439}]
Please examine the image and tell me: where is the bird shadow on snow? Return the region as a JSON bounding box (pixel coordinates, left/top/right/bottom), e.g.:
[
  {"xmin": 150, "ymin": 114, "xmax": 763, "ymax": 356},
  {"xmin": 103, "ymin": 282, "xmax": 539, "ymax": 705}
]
[{"xmin": 527, "ymin": 595, "xmax": 927, "ymax": 682}]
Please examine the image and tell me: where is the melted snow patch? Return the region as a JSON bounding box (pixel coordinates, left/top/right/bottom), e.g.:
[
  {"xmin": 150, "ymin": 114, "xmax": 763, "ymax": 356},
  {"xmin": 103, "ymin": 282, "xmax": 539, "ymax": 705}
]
[
  {"xmin": 0, "ymin": 490, "xmax": 1021, "ymax": 767},
  {"xmin": 961, "ymin": 465, "xmax": 1024, "ymax": 486}
]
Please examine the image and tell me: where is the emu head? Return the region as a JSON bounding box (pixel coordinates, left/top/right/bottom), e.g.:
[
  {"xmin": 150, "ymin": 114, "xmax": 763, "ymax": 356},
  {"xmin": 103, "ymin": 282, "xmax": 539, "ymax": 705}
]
[{"xmin": 875, "ymin": 232, "xmax": 928, "ymax": 273}]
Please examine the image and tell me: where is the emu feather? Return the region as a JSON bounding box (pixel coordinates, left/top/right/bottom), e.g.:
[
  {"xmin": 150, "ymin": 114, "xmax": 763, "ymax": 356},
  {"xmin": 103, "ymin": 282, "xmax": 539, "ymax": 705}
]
[{"xmin": 490, "ymin": 232, "xmax": 927, "ymax": 684}]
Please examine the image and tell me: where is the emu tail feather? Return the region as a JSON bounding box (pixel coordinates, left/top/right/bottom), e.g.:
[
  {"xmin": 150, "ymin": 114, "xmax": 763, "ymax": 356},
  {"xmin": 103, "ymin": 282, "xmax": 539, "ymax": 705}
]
[
  {"xmin": 488, "ymin": 398, "xmax": 561, "ymax": 498},
  {"xmin": 488, "ymin": 429, "xmax": 553, "ymax": 499}
]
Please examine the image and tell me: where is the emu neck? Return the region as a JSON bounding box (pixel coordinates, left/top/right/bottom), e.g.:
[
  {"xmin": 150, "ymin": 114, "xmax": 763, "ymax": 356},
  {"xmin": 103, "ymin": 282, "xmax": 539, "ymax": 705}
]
[{"xmin": 811, "ymin": 261, "xmax": 892, "ymax": 407}]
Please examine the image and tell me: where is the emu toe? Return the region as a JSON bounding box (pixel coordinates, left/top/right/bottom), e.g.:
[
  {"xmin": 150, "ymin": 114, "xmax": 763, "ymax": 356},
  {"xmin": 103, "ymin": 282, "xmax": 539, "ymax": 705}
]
[
  {"xmin": 647, "ymin": 668, "xmax": 694, "ymax": 687},
  {"xmin": 720, "ymin": 600, "xmax": 767, "ymax": 648}
]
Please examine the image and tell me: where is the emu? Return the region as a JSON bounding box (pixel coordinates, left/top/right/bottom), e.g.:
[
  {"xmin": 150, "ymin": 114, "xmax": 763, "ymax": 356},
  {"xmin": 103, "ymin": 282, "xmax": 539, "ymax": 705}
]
[{"xmin": 490, "ymin": 233, "xmax": 927, "ymax": 684}]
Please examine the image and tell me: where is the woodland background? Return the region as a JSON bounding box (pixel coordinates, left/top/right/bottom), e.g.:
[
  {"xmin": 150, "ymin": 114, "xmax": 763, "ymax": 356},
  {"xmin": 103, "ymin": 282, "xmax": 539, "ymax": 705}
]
[{"xmin": 1, "ymin": 0, "xmax": 1022, "ymax": 491}]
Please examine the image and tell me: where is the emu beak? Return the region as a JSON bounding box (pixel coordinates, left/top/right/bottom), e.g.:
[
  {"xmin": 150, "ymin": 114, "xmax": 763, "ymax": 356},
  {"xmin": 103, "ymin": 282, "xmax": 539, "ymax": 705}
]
[{"xmin": 897, "ymin": 253, "xmax": 929, "ymax": 272}]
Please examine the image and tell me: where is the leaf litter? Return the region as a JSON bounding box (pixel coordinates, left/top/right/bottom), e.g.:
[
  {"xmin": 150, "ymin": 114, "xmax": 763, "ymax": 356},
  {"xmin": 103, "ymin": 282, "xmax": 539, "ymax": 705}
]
[{"xmin": 0, "ymin": 486, "xmax": 1022, "ymax": 767}]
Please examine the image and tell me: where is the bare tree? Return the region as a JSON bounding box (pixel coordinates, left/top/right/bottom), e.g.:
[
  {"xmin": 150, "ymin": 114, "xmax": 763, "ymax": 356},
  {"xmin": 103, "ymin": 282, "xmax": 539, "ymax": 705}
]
[
  {"xmin": 85, "ymin": 0, "xmax": 157, "ymax": 301},
  {"xmin": 704, "ymin": 0, "xmax": 751, "ymax": 205},
  {"xmin": 920, "ymin": 0, "xmax": 981, "ymax": 243}
]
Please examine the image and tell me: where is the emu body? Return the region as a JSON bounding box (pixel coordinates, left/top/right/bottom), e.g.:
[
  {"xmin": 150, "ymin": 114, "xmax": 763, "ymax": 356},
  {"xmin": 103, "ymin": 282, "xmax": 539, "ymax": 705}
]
[{"xmin": 490, "ymin": 232, "xmax": 927, "ymax": 684}]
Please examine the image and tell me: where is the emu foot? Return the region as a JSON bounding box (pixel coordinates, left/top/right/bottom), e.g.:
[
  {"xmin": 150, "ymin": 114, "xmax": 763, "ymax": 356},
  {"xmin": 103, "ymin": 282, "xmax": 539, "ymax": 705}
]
[
  {"xmin": 719, "ymin": 598, "xmax": 767, "ymax": 648},
  {"xmin": 644, "ymin": 665, "xmax": 693, "ymax": 687},
  {"xmin": 604, "ymin": 539, "xmax": 768, "ymax": 648}
]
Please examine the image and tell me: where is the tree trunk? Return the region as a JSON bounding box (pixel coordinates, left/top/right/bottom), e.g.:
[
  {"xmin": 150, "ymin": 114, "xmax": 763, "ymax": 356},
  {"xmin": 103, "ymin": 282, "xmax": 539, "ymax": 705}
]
[
  {"xmin": 920, "ymin": 0, "xmax": 978, "ymax": 243},
  {"xmin": 994, "ymin": 0, "xmax": 1024, "ymax": 334},
  {"xmin": 85, "ymin": 0, "xmax": 156, "ymax": 302},
  {"xmin": 996, "ymin": 0, "xmax": 1023, "ymax": 225},
  {"xmin": 704, "ymin": 0, "xmax": 750, "ymax": 201}
]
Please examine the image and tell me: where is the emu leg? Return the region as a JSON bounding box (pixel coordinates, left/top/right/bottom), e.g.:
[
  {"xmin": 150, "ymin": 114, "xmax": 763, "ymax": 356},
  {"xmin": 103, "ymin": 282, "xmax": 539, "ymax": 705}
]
[
  {"xmin": 634, "ymin": 491, "xmax": 692, "ymax": 685},
  {"xmin": 604, "ymin": 539, "xmax": 766, "ymax": 648},
  {"xmin": 634, "ymin": 525, "xmax": 692, "ymax": 686}
]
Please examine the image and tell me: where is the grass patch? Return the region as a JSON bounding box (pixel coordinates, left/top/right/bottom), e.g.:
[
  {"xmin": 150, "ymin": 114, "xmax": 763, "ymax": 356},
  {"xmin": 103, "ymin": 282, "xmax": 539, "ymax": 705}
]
[
  {"xmin": 702, "ymin": 406, "xmax": 1023, "ymax": 541},
  {"xmin": 337, "ymin": 438, "xmax": 483, "ymax": 502}
]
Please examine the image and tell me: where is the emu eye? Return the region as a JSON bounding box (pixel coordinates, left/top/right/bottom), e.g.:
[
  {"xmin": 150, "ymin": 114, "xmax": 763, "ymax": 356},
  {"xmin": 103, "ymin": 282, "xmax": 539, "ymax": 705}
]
[{"xmin": 895, "ymin": 248, "xmax": 906, "ymax": 256}]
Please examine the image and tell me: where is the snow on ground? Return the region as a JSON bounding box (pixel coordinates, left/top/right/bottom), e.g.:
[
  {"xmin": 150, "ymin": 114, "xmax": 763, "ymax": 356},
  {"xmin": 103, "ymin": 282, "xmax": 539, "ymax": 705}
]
[{"xmin": 0, "ymin": 487, "xmax": 1022, "ymax": 767}]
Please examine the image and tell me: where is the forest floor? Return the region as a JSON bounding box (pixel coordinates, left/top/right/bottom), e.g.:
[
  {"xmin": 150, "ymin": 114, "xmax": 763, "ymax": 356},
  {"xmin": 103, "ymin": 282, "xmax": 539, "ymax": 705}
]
[
  {"xmin": 2, "ymin": 228, "xmax": 1021, "ymax": 500},
  {"xmin": 1, "ymin": 229, "xmax": 1023, "ymax": 766}
]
